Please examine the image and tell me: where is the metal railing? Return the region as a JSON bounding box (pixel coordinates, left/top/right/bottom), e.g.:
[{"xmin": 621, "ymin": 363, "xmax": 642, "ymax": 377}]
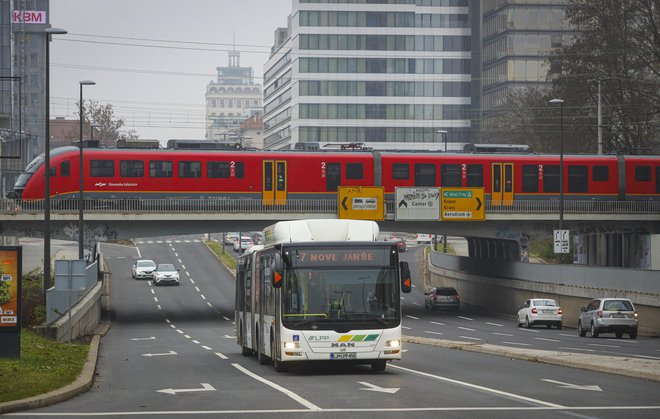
[{"xmin": 1, "ymin": 198, "xmax": 658, "ymax": 216}]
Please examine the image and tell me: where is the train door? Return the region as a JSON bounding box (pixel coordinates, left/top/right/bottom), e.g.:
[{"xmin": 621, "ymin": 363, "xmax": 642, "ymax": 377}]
[
  {"xmin": 491, "ymin": 162, "xmax": 514, "ymax": 206},
  {"xmin": 263, "ymin": 160, "xmax": 287, "ymax": 205}
]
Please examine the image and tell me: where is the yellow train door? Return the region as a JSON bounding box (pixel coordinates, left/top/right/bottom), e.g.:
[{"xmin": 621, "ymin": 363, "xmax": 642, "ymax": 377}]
[
  {"xmin": 491, "ymin": 162, "xmax": 514, "ymax": 206},
  {"xmin": 262, "ymin": 160, "xmax": 287, "ymax": 205}
]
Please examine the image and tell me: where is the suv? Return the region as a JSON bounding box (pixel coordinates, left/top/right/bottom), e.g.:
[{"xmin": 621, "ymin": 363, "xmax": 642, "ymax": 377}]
[
  {"xmin": 424, "ymin": 287, "xmax": 460, "ymax": 311},
  {"xmin": 578, "ymin": 298, "xmax": 638, "ymax": 339}
]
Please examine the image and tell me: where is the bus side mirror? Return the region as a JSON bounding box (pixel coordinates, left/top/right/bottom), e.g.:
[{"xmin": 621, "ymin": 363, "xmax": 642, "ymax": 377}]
[
  {"xmin": 272, "ymin": 253, "xmax": 283, "ymax": 288},
  {"xmin": 400, "ymin": 261, "xmax": 412, "ymax": 293}
]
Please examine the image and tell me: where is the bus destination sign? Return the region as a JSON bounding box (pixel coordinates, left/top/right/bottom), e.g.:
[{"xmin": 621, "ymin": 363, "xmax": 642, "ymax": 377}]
[{"xmin": 288, "ymin": 247, "xmax": 392, "ymax": 268}]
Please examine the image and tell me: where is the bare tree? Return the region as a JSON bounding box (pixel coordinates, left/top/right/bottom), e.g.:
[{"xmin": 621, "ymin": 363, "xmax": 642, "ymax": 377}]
[{"xmin": 75, "ymin": 100, "xmax": 139, "ymax": 147}]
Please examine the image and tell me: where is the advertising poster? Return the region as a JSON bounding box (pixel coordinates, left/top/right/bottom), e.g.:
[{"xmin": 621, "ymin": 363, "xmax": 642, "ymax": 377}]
[{"xmin": 0, "ymin": 247, "xmax": 21, "ymax": 331}]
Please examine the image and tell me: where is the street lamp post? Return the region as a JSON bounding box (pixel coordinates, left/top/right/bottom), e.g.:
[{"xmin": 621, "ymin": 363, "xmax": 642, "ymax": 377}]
[
  {"xmin": 549, "ymin": 99, "xmax": 564, "ymax": 231},
  {"xmin": 436, "ymin": 129, "xmax": 448, "ymax": 152},
  {"xmin": 79, "ymin": 80, "xmax": 96, "ymax": 260},
  {"xmin": 436, "ymin": 129, "xmax": 449, "ymax": 252},
  {"xmin": 44, "ymin": 27, "xmax": 67, "ymax": 296}
]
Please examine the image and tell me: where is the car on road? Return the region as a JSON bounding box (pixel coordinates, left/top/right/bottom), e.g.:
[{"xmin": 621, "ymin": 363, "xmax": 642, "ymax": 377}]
[
  {"xmin": 233, "ymin": 236, "xmax": 254, "ymax": 253},
  {"xmin": 424, "ymin": 287, "xmax": 460, "ymax": 311},
  {"xmin": 152, "ymin": 263, "xmax": 180, "ymax": 286},
  {"xmin": 132, "ymin": 259, "xmax": 156, "ymax": 280},
  {"xmin": 578, "ymin": 298, "xmax": 638, "ymax": 339},
  {"xmin": 415, "ymin": 233, "xmax": 433, "ymax": 244},
  {"xmin": 224, "ymin": 232, "xmax": 239, "ymax": 245},
  {"xmin": 516, "ymin": 298, "xmax": 563, "ymax": 329},
  {"xmin": 388, "ymin": 236, "xmax": 406, "ymax": 252}
]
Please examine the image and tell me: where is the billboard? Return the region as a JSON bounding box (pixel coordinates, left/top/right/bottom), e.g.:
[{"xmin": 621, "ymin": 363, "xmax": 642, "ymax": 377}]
[{"xmin": 0, "ymin": 247, "xmax": 21, "ymax": 331}]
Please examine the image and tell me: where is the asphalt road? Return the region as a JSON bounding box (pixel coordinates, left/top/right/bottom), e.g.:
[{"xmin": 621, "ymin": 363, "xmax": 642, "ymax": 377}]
[{"xmin": 12, "ymin": 236, "xmax": 660, "ymax": 418}]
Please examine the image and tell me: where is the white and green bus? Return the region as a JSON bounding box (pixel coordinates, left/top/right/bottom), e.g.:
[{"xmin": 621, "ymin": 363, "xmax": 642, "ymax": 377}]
[{"xmin": 235, "ymin": 219, "xmax": 412, "ymax": 372}]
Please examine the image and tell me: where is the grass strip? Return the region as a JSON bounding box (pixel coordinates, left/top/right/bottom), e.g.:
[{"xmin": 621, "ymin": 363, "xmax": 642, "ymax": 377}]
[{"xmin": 205, "ymin": 240, "xmax": 237, "ymax": 272}]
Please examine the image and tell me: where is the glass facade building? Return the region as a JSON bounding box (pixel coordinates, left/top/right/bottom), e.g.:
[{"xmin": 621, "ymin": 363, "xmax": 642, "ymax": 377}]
[{"xmin": 263, "ymin": 0, "xmax": 472, "ymax": 150}]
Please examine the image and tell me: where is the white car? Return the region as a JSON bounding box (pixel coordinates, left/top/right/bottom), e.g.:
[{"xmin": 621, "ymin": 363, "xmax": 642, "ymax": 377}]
[
  {"xmin": 415, "ymin": 233, "xmax": 433, "ymax": 244},
  {"xmin": 132, "ymin": 259, "xmax": 156, "ymax": 280},
  {"xmin": 152, "ymin": 263, "xmax": 180, "ymax": 286},
  {"xmin": 517, "ymin": 298, "xmax": 563, "ymax": 329},
  {"xmin": 224, "ymin": 232, "xmax": 239, "ymax": 245},
  {"xmin": 233, "ymin": 236, "xmax": 254, "ymax": 253}
]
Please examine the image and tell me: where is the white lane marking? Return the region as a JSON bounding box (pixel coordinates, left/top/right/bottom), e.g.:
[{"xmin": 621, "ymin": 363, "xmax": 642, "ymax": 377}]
[
  {"xmin": 207, "ymin": 302, "xmax": 213, "ymax": 307},
  {"xmin": 176, "ymin": 330, "xmax": 184, "ymax": 334},
  {"xmin": 402, "ymin": 326, "xmax": 412, "ymax": 330},
  {"xmin": 174, "ymin": 252, "xmax": 179, "ymax": 257},
  {"xmin": 130, "ymin": 337, "xmax": 156, "ymax": 341},
  {"xmin": 457, "ymin": 316, "xmax": 473, "ymax": 321},
  {"xmin": 223, "ymin": 316, "xmax": 231, "ymax": 321},
  {"xmin": 458, "ymin": 327, "xmax": 475, "ymax": 332},
  {"xmin": 358, "ymin": 381, "xmax": 400, "ymax": 394},
  {"xmin": 223, "ymin": 335, "xmax": 235, "ymax": 339},
  {"xmin": 520, "ymin": 328, "xmax": 540, "ymax": 333},
  {"xmin": 502, "ymin": 341, "xmax": 531, "ymax": 346},
  {"xmin": 192, "ymin": 340, "xmax": 200, "ymax": 344},
  {"xmin": 588, "ymin": 343, "xmax": 620, "ymax": 348},
  {"xmin": 493, "ymin": 332, "xmax": 514, "ymax": 337},
  {"xmin": 607, "ymin": 339, "xmax": 638, "ymax": 344},
  {"xmin": 541, "ymin": 379, "xmax": 602, "ymax": 392},
  {"xmin": 202, "ymin": 346, "xmax": 212, "ymax": 350},
  {"xmin": 150, "ymin": 289, "xmax": 155, "ymax": 295},
  {"xmin": 201, "ymin": 294, "xmax": 207, "ymax": 300},
  {"xmin": 182, "ymin": 264, "xmax": 187, "ymax": 270},
  {"xmin": 486, "ymin": 322, "xmax": 503, "ymax": 327},
  {"xmin": 424, "ymin": 331, "xmax": 444, "ymax": 336},
  {"xmin": 558, "ymin": 347, "xmax": 597, "ymax": 352},
  {"xmin": 157, "ymin": 383, "xmax": 215, "ymax": 395},
  {"xmin": 630, "ymin": 354, "xmax": 660, "ymax": 360},
  {"xmin": 165, "ymin": 319, "xmax": 171, "ymax": 324},
  {"xmin": 157, "ymin": 305, "xmax": 161, "ymax": 310},
  {"xmin": 190, "ymin": 278, "xmax": 195, "ymax": 285},
  {"xmin": 535, "ymin": 337, "xmax": 561, "ymax": 343},
  {"xmin": 141, "ymin": 351, "xmax": 177, "ymax": 357},
  {"xmin": 184, "ymin": 335, "xmax": 191, "ymax": 339},
  {"xmin": 459, "ymin": 336, "xmax": 481, "ymax": 341},
  {"xmin": 389, "ymin": 364, "xmax": 565, "ymax": 408},
  {"xmin": 430, "ymin": 321, "xmax": 445, "ymax": 326},
  {"xmin": 559, "ymin": 334, "xmax": 577, "ymax": 338},
  {"xmin": 170, "ymin": 324, "xmax": 176, "ymax": 329},
  {"xmin": 136, "ymin": 247, "xmax": 142, "ymax": 258},
  {"xmin": 412, "ymin": 302, "xmax": 422, "ymax": 307},
  {"xmin": 400, "ymin": 297, "xmax": 405, "ymax": 300},
  {"xmin": 215, "ymin": 352, "xmax": 228, "ymax": 360},
  {"xmin": 195, "ymin": 286, "xmax": 201, "ymax": 292},
  {"xmin": 405, "ymin": 315, "xmax": 420, "ymax": 320},
  {"xmin": 153, "ymin": 297, "xmax": 159, "ymax": 303},
  {"xmin": 232, "ymin": 363, "xmax": 321, "ymax": 411}
]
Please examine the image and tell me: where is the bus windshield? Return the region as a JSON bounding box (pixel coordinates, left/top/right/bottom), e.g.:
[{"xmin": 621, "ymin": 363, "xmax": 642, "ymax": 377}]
[{"xmin": 282, "ymin": 266, "xmax": 400, "ymax": 329}]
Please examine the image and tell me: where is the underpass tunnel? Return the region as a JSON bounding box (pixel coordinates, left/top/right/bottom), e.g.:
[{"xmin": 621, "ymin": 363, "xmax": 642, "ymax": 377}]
[{"xmin": 466, "ymin": 237, "xmax": 520, "ymax": 262}]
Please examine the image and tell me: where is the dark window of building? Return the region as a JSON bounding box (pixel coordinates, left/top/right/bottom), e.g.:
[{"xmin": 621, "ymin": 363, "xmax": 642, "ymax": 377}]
[
  {"xmin": 120, "ymin": 160, "xmax": 144, "ymax": 178},
  {"xmin": 208, "ymin": 162, "xmax": 230, "ymax": 178},
  {"xmin": 441, "ymin": 164, "xmax": 461, "ymax": 187},
  {"xmin": 179, "ymin": 161, "xmax": 201, "ymax": 178},
  {"xmin": 568, "ymin": 165, "xmax": 588, "ymax": 193},
  {"xmin": 635, "ymin": 165, "xmax": 651, "ymax": 181},
  {"xmin": 149, "ymin": 161, "xmax": 173, "ymax": 178},
  {"xmin": 326, "ymin": 162, "xmax": 341, "ymax": 191},
  {"xmin": 346, "ymin": 163, "xmax": 364, "ymax": 179},
  {"xmin": 522, "ymin": 165, "xmax": 538, "ymax": 192},
  {"xmin": 60, "ymin": 161, "xmax": 70, "ymax": 177},
  {"xmin": 543, "ymin": 165, "xmax": 560, "ymax": 193},
  {"xmin": 90, "ymin": 160, "xmax": 114, "ymax": 177},
  {"xmin": 414, "ymin": 163, "xmax": 435, "ymax": 186},
  {"xmin": 593, "ymin": 165, "xmax": 609, "ymax": 182},
  {"xmin": 466, "ymin": 164, "xmax": 483, "ymax": 187},
  {"xmin": 392, "ymin": 163, "xmax": 409, "ymax": 180}
]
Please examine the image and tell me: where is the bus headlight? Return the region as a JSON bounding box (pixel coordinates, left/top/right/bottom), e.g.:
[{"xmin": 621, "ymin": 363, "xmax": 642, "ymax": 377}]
[
  {"xmin": 284, "ymin": 341, "xmax": 299, "ymax": 350},
  {"xmin": 386, "ymin": 340, "xmax": 400, "ymax": 348}
]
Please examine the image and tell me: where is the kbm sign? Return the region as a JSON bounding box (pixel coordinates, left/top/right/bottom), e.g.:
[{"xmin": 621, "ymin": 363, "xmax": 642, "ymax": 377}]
[
  {"xmin": 12, "ymin": 10, "xmax": 46, "ymax": 24},
  {"xmin": 440, "ymin": 188, "xmax": 485, "ymax": 221}
]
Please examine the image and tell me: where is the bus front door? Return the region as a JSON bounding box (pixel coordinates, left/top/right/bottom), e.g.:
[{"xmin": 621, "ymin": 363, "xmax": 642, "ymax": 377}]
[
  {"xmin": 263, "ymin": 160, "xmax": 287, "ymax": 205},
  {"xmin": 491, "ymin": 162, "xmax": 514, "ymax": 206}
]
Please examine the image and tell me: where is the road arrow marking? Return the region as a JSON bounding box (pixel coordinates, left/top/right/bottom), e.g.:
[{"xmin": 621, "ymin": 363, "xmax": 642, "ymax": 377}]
[
  {"xmin": 157, "ymin": 383, "xmax": 216, "ymax": 395},
  {"xmin": 141, "ymin": 351, "xmax": 177, "ymax": 357},
  {"xmin": 130, "ymin": 337, "xmax": 156, "ymax": 341},
  {"xmin": 358, "ymin": 381, "xmax": 400, "ymax": 394},
  {"xmin": 541, "ymin": 379, "xmax": 602, "ymax": 392}
]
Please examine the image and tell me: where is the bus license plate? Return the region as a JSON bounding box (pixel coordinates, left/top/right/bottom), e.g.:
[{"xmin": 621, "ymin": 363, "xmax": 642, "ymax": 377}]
[{"xmin": 330, "ymin": 352, "xmax": 356, "ymax": 360}]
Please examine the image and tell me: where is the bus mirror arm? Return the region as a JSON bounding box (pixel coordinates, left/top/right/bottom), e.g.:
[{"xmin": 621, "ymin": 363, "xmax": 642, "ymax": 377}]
[
  {"xmin": 272, "ymin": 253, "xmax": 284, "ymax": 288},
  {"xmin": 400, "ymin": 261, "xmax": 412, "ymax": 293}
]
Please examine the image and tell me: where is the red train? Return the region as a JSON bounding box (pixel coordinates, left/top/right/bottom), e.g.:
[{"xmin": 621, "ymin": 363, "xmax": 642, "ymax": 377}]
[{"xmin": 11, "ymin": 146, "xmax": 660, "ymax": 204}]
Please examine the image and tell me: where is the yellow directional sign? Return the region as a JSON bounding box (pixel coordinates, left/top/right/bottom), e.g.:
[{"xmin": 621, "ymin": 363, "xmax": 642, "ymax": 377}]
[
  {"xmin": 440, "ymin": 187, "xmax": 485, "ymax": 221},
  {"xmin": 338, "ymin": 186, "xmax": 385, "ymax": 221}
]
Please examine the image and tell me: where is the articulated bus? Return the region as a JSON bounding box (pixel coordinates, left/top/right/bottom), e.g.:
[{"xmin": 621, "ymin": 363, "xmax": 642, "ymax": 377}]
[{"xmin": 235, "ymin": 219, "xmax": 412, "ymax": 372}]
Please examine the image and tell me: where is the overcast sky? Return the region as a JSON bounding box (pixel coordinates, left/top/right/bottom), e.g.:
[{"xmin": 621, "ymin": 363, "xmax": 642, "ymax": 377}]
[{"xmin": 49, "ymin": 0, "xmax": 292, "ymax": 141}]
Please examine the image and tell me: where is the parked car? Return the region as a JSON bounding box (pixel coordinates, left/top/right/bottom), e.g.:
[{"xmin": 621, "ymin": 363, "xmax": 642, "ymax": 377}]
[
  {"xmin": 233, "ymin": 236, "xmax": 254, "ymax": 253},
  {"xmin": 388, "ymin": 236, "xmax": 406, "ymax": 252},
  {"xmin": 424, "ymin": 287, "xmax": 460, "ymax": 311},
  {"xmin": 152, "ymin": 263, "xmax": 180, "ymax": 286},
  {"xmin": 516, "ymin": 298, "xmax": 563, "ymax": 329},
  {"xmin": 415, "ymin": 233, "xmax": 433, "ymax": 244},
  {"xmin": 578, "ymin": 298, "xmax": 638, "ymax": 339},
  {"xmin": 132, "ymin": 259, "xmax": 156, "ymax": 280}
]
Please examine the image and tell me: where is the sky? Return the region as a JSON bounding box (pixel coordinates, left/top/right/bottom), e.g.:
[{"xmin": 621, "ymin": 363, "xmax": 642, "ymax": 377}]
[{"xmin": 49, "ymin": 0, "xmax": 292, "ymax": 141}]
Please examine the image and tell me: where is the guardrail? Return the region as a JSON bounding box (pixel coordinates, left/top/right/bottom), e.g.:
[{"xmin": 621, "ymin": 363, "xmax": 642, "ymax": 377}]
[{"xmin": 1, "ymin": 198, "xmax": 659, "ymax": 215}]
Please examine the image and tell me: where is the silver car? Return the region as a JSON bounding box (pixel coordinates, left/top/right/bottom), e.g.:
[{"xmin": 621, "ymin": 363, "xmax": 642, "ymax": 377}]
[
  {"xmin": 132, "ymin": 259, "xmax": 156, "ymax": 280},
  {"xmin": 152, "ymin": 263, "xmax": 180, "ymax": 286},
  {"xmin": 578, "ymin": 298, "xmax": 638, "ymax": 339}
]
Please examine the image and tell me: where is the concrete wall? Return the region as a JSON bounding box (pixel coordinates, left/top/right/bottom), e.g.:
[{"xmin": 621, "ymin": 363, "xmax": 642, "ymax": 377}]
[{"xmin": 426, "ymin": 252, "xmax": 660, "ymax": 337}]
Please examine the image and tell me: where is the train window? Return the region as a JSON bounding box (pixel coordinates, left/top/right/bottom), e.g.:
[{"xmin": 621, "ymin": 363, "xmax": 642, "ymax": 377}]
[
  {"xmin": 592, "ymin": 165, "xmax": 609, "ymax": 182},
  {"xmin": 179, "ymin": 161, "xmax": 201, "ymax": 178},
  {"xmin": 326, "ymin": 163, "xmax": 341, "ymax": 191},
  {"xmin": 441, "ymin": 164, "xmax": 461, "ymax": 187},
  {"xmin": 568, "ymin": 165, "xmax": 588, "ymax": 193},
  {"xmin": 656, "ymin": 167, "xmax": 660, "ymax": 193},
  {"xmin": 60, "ymin": 161, "xmax": 70, "ymax": 177},
  {"xmin": 149, "ymin": 160, "xmax": 173, "ymax": 178},
  {"xmin": 522, "ymin": 165, "xmax": 538, "ymax": 192},
  {"xmin": 235, "ymin": 162, "xmax": 244, "ymax": 178},
  {"xmin": 120, "ymin": 160, "xmax": 144, "ymax": 178},
  {"xmin": 276, "ymin": 162, "xmax": 286, "ymax": 191},
  {"xmin": 414, "ymin": 164, "xmax": 435, "ymax": 186},
  {"xmin": 543, "ymin": 165, "xmax": 560, "ymax": 193},
  {"xmin": 264, "ymin": 162, "xmax": 273, "ymax": 191},
  {"xmin": 635, "ymin": 165, "xmax": 651, "ymax": 182},
  {"xmin": 90, "ymin": 160, "xmax": 114, "ymax": 177},
  {"xmin": 346, "ymin": 163, "xmax": 364, "ymax": 180},
  {"xmin": 208, "ymin": 162, "xmax": 230, "ymax": 178},
  {"xmin": 392, "ymin": 163, "xmax": 409, "ymax": 180},
  {"xmin": 466, "ymin": 164, "xmax": 483, "ymax": 187}
]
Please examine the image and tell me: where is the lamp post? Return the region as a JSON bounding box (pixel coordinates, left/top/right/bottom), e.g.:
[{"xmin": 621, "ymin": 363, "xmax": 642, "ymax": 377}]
[
  {"xmin": 44, "ymin": 27, "xmax": 67, "ymax": 296},
  {"xmin": 436, "ymin": 129, "xmax": 448, "ymax": 152},
  {"xmin": 79, "ymin": 80, "xmax": 96, "ymax": 260},
  {"xmin": 436, "ymin": 129, "xmax": 449, "ymax": 252},
  {"xmin": 549, "ymin": 99, "xmax": 564, "ymax": 231}
]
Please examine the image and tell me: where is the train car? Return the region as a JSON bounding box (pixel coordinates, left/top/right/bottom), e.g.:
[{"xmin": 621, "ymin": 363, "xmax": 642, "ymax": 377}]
[{"xmin": 10, "ymin": 146, "xmax": 660, "ymax": 206}]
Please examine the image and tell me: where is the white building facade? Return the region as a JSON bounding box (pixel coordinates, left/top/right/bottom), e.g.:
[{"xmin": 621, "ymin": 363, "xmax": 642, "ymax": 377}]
[{"xmin": 263, "ymin": 0, "xmax": 472, "ymax": 151}]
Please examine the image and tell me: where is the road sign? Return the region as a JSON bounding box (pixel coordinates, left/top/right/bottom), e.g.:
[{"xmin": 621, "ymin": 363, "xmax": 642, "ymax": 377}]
[
  {"xmin": 554, "ymin": 229, "xmax": 570, "ymax": 254},
  {"xmin": 440, "ymin": 188, "xmax": 485, "ymax": 221},
  {"xmin": 338, "ymin": 186, "xmax": 385, "ymax": 221},
  {"xmin": 395, "ymin": 187, "xmax": 440, "ymax": 221}
]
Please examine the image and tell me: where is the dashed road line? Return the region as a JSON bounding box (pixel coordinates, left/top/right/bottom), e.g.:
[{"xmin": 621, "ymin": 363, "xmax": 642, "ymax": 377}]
[
  {"xmin": 457, "ymin": 316, "xmax": 473, "ymax": 321},
  {"xmin": 502, "ymin": 341, "xmax": 531, "ymax": 346}
]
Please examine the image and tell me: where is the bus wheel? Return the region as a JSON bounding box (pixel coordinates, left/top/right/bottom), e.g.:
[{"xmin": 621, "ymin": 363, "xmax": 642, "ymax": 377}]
[{"xmin": 371, "ymin": 360, "xmax": 386, "ymax": 372}]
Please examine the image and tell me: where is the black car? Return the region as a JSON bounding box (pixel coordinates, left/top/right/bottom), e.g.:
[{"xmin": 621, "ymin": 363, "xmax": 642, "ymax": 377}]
[{"xmin": 424, "ymin": 287, "xmax": 460, "ymax": 311}]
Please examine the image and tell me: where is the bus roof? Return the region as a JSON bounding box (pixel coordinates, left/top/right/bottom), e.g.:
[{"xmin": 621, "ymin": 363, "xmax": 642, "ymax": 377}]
[{"xmin": 262, "ymin": 219, "xmax": 379, "ymax": 247}]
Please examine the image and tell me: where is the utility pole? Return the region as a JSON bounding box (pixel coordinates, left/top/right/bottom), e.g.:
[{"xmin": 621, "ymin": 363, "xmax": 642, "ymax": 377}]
[{"xmin": 598, "ymin": 80, "xmax": 602, "ymax": 154}]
